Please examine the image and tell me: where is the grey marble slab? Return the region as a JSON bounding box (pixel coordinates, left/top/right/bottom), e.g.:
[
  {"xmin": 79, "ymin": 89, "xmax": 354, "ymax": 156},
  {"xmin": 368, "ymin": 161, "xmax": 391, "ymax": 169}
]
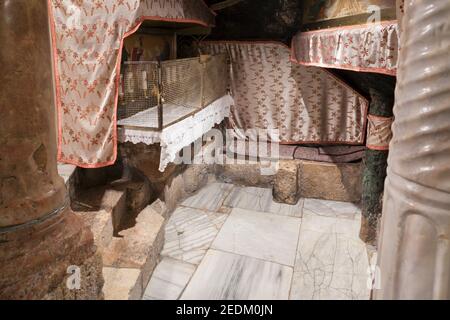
[
  {"xmin": 212, "ymin": 208, "xmax": 301, "ymax": 266},
  {"xmin": 291, "ymin": 213, "xmax": 370, "ymax": 300},
  {"xmin": 182, "ymin": 183, "xmax": 234, "ymax": 212},
  {"xmin": 290, "ymin": 272, "xmax": 370, "ymax": 300},
  {"xmin": 143, "ymin": 258, "xmax": 196, "ymax": 300},
  {"xmin": 161, "ymin": 207, "xmax": 228, "ymax": 265},
  {"xmin": 223, "ymin": 186, "xmax": 304, "ymax": 217},
  {"xmin": 181, "ymin": 250, "xmax": 293, "ymax": 300},
  {"xmin": 303, "ymin": 198, "xmax": 361, "ymax": 220}
]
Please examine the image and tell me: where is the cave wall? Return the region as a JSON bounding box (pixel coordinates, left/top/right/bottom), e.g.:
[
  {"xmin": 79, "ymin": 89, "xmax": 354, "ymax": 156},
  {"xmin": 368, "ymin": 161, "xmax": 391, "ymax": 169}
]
[{"xmin": 206, "ymin": 0, "xmax": 303, "ymax": 43}]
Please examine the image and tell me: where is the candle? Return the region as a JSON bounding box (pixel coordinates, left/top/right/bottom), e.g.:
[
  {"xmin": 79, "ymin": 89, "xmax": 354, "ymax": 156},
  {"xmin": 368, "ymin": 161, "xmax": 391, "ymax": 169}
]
[
  {"xmin": 126, "ymin": 72, "xmax": 134, "ymax": 94},
  {"xmin": 119, "ymin": 74, "xmax": 124, "ymax": 97},
  {"xmin": 142, "ymin": 71, "xmax": 148, "ymax": 90}
]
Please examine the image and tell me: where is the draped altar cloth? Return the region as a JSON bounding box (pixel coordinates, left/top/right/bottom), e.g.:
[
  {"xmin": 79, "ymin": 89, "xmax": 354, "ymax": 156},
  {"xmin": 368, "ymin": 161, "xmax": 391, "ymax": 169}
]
[
  {"xmin": 291, "ymin": 21, "xmax": 399, "ymax": 76},
  {"xmin": 200, "ymin": 41, "xmax": 369, "ymax": 145},
  {"xmin": 118, "ymin": 95, "xmax": 234, "ymax": 172},
  {"xmin": 48, "ymin": 0, "xmax": 215, "ymax": 168}
]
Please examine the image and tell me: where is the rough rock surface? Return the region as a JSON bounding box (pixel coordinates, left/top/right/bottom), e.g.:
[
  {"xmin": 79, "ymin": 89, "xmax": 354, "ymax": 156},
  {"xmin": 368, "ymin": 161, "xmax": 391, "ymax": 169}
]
[
  {"xmin": 216, "ymin": 162, "xmax": 275, "ymax": 188},
  {"xmin": 164, "ymin": 175, "xmax": 186, "ymax": 213},
  {"xmin": 183, "ymin": 164, "xmax": 210, "ymax": 194},
  {"xmin": 299, "ymin": 161, "xmax": 362, "ymax": 202},
  {"xmin": 73, "ymin": 187, "xmax": 127, "ymax": 237},
  {"xmin": 121, "ymin": 143, "xmax": 179, "ymax": 193},
  {"xmin": 45, "ymin": 252, "xmax": 104, "ymax": 300},
  {"xmin": 0, "ymin": 211, "xmax": 103, "ymax": 299},
  {"xmin": 102, "ymin": 267, "xmax": 143, "ymax": 300},
  {"xmin": 273, "ymin": 161, "xmax": 300, "ymax": 205},
  {"xmin": 102, "ymin": 206, "xmax": 165, "ymax": 300},
  {"xmin": 206, "ymin": 0, "xmax": 303, "ymax": 43}
]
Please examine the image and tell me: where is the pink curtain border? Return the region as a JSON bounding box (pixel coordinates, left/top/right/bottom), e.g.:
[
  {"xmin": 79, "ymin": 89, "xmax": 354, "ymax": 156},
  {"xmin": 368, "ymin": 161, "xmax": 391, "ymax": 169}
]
[
  {"xmin": 201, "ymin": 40, "xmax": 370, "ymax": 146},
  {"xmin": 47, "ymin": 0, "xmax": 216, "ymax": 169},
  {"xmin": 299, "ymin": 20, "xmax": 397, "ymax": 35}
]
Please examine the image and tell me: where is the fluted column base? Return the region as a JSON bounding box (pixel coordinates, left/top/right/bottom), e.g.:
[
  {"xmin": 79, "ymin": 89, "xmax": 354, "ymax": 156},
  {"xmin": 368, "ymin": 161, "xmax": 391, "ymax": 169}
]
[
  {"xmin": 374, "ymin": 172, "xmax": 450, "ymax": 300},
  {"xmin": 0, "ymin": 209, "xmax": 104, "ymax": 300}
]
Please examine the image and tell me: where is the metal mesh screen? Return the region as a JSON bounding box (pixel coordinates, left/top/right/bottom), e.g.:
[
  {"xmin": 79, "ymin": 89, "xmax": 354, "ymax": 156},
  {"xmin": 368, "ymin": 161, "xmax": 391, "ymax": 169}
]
[
  {"xmin": 202, "ymin": 54, "xmax": 229, "ymax": 107},
  {"xmin": 118, "ymin": 62, "xmax": 159, "ymax": 121},
  {"xmin": 118, "ymin": 54, "xmax": 229, "ymax": 130},
  {"xmin": 160, "ymin": 57, "xmax": 203, "ymax": 109}
]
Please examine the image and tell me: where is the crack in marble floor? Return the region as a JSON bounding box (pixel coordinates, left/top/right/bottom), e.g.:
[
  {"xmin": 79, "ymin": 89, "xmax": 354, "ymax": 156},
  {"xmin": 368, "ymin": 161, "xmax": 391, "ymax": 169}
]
[{"xmin": 146, "ymin": 183, "xmax": 371, "ymax": 300}]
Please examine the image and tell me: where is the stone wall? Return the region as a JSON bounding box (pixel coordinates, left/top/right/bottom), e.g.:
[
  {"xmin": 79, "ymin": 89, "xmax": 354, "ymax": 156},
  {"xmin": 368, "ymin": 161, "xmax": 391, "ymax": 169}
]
[{"xmin": 215, "ymin": 156, "xmax": 362, "ymax": 203}]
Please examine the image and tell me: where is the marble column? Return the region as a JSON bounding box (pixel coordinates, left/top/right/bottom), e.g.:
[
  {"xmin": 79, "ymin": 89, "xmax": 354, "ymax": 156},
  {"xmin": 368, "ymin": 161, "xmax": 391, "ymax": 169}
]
[
  {"xmin": 0, "ymin": 0, "xmax": 103, "ymax": 299},
  {"xmin": 374, "ymin": 0, "xmax": 450, "ymax": 299}
]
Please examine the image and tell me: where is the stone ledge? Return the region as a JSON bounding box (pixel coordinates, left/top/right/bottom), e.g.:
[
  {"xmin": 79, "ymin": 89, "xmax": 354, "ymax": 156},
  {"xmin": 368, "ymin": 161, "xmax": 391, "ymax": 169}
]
[
  {"xmin": 215, "ymin": 159, "xmax": 362, "ymax": 203},
  {"xmin": 215, "ymin": 159, "xmax": 275, "ymax": 188},
  {"xmin": 299, "ymin": 160, "xmax": 362, "ymax": 203}
]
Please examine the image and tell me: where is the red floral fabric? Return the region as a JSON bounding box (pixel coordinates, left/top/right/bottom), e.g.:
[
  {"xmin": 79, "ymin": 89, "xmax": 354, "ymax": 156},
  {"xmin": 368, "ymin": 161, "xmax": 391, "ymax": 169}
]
[
  {"xmin": 49, "ymin": 0, "xmax": 215, "ymax": 168},
  {"xmin": 291, "ymin": 21, "xmax": 399, "ymax": 76},
  {"xmin": 367, "ymin": 115, "xmax": 394, "ymax": 151}
]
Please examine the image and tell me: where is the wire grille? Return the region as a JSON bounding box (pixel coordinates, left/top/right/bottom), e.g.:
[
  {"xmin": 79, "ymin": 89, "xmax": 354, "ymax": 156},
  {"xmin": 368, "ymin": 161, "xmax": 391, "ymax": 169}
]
[
  {"xmin": 202, "ymin": 54, "xmax": 229, "ymax": 107},
  {"xmin": 118, "ymin": 62, "xmax": 159, "ymax": 121},
  {"xmin": 118, "ymin": 54, "xmax": 229, "ymax": 130},
  {"xmin": 161, "ymin": 57, "xmax": 203, "ymax": 109}
]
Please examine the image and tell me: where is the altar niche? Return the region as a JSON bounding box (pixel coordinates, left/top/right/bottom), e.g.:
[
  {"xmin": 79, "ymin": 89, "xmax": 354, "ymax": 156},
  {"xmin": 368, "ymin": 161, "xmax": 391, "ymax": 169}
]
[
  {"xmin": 118, "ymin": 28, "xmax": 229, "ymax": 132},
  {"xmin": 118, "ymin": 53, "xmax": 229, "ymax": 131}
]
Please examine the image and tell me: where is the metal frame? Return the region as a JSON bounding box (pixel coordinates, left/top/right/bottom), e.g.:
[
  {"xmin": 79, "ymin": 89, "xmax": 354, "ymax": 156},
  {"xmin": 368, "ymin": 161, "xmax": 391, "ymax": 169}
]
[{"xmin": 118, "ymin": 53, "xmax": 229, "ymax": 132}]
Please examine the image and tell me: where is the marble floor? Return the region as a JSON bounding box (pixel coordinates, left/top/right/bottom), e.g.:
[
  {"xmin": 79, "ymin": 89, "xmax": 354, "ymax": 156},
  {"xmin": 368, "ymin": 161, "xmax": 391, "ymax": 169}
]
[{"xmin": 143, "ymin": 183, "xmax": 371, "ymax": 300}]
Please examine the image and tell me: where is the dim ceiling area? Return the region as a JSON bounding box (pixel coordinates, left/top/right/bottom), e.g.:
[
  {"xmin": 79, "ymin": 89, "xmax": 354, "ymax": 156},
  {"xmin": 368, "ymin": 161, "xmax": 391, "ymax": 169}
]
[{"xmin": 205, "ymin": 0, "xmax": 303, "ymax": 42}]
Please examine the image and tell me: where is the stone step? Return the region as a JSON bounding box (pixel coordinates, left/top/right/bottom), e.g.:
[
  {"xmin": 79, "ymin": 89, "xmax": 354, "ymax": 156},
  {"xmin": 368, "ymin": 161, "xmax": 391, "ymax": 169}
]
[
  {"xmin": 72, "ymin": 187, "xmax": 127, "ymax": 249},
  {"xmin": 102, "ymin": 205, "xmax": 165, "ymax": 300},
  {"xmin": 71, "ymin": 170, "xmax": 164, "ymax": 300},
  {"xmin": 72, "ymin": 172, "xmax": 154, "ymax": 239}
]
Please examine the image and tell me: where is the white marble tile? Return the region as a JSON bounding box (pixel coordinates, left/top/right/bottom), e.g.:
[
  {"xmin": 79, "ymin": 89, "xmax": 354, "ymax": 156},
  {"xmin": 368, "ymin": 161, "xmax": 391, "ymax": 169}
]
[
  {"xmin": 161, "ymin": 207, "xmax": 228, "ymax": 265},
  {"xmin": 223, "ymin": 186, "xmax": 303, "ymax": 217},
  {"xmin": 290, "ymin": 272, "xmax": 370, "ymax": 300},
  {"xmin": 295, "ymin": 229, "xmax": 369, "ymax": 276},
  {"xmin": 303, "ymin": 198, "xmax": 361, "ymax": 220},
  {"xmin": 143, "ymin": 258, "xmax": 196, "ymax": 300},
  {"xmin": 301, "ymin": 210, "xmax": 361, "ymax": 239},
  {"xmin": 291, "ymin": 213, "xmax": 370, "ymax": 300},
  {"xmin": 212, "ymin": 208, "xmax": 301, "ymax": 266},
  {"xmin": 182, "ymin": 183, "xmax": 234, "ymax": 212},
  {"xmin": 181, "ymin": 250, "xmax": 293, "ymax": 300}
]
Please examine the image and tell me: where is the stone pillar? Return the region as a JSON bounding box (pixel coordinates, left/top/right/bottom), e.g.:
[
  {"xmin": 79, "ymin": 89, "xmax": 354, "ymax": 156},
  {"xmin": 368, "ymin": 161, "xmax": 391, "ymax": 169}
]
[
  {"xmin": 0, "ymin": 0, "xmax": 103, "ymax": 299},
  {"xmin": 374, "ymin": 0, "xmax": 450, "ymax": 299},
  {"xmin": 360, "ymin": 88, "xmax": 394, "ymax": 245}
]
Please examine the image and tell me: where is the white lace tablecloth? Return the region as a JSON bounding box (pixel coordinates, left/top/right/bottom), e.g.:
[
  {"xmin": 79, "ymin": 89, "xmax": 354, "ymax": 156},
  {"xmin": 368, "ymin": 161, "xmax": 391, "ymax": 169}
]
[{"xmin": 118, "ymin": 95, "xmax": 234, "ymax": 172}]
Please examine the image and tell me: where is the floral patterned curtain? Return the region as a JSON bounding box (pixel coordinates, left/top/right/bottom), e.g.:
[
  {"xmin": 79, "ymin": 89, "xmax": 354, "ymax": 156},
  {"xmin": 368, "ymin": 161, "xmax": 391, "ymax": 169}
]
[
  {"xmin": 49, "ymin": 0, "xmax": 215, "ymax": 168},
  {"xmin": 200, "ymin": 41, "xmax": 369, "ymax": 145}
]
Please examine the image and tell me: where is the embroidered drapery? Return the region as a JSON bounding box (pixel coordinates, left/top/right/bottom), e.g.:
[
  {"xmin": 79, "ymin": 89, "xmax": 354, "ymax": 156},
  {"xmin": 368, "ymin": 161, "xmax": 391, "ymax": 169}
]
[
  {"xmin": 49, "ymin": 0, "xmax": 215, "ymax": 168},
  {"xmin": 366, "ymin": 115, "xmax": 394, "ymax": 151},
  {"xmin": 291, "ymin": 21, "xmax": 399, "ymax": 76},
  {"xmin": 200, "ymin": 41, "xmax": 369, "ymax": 145}
]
